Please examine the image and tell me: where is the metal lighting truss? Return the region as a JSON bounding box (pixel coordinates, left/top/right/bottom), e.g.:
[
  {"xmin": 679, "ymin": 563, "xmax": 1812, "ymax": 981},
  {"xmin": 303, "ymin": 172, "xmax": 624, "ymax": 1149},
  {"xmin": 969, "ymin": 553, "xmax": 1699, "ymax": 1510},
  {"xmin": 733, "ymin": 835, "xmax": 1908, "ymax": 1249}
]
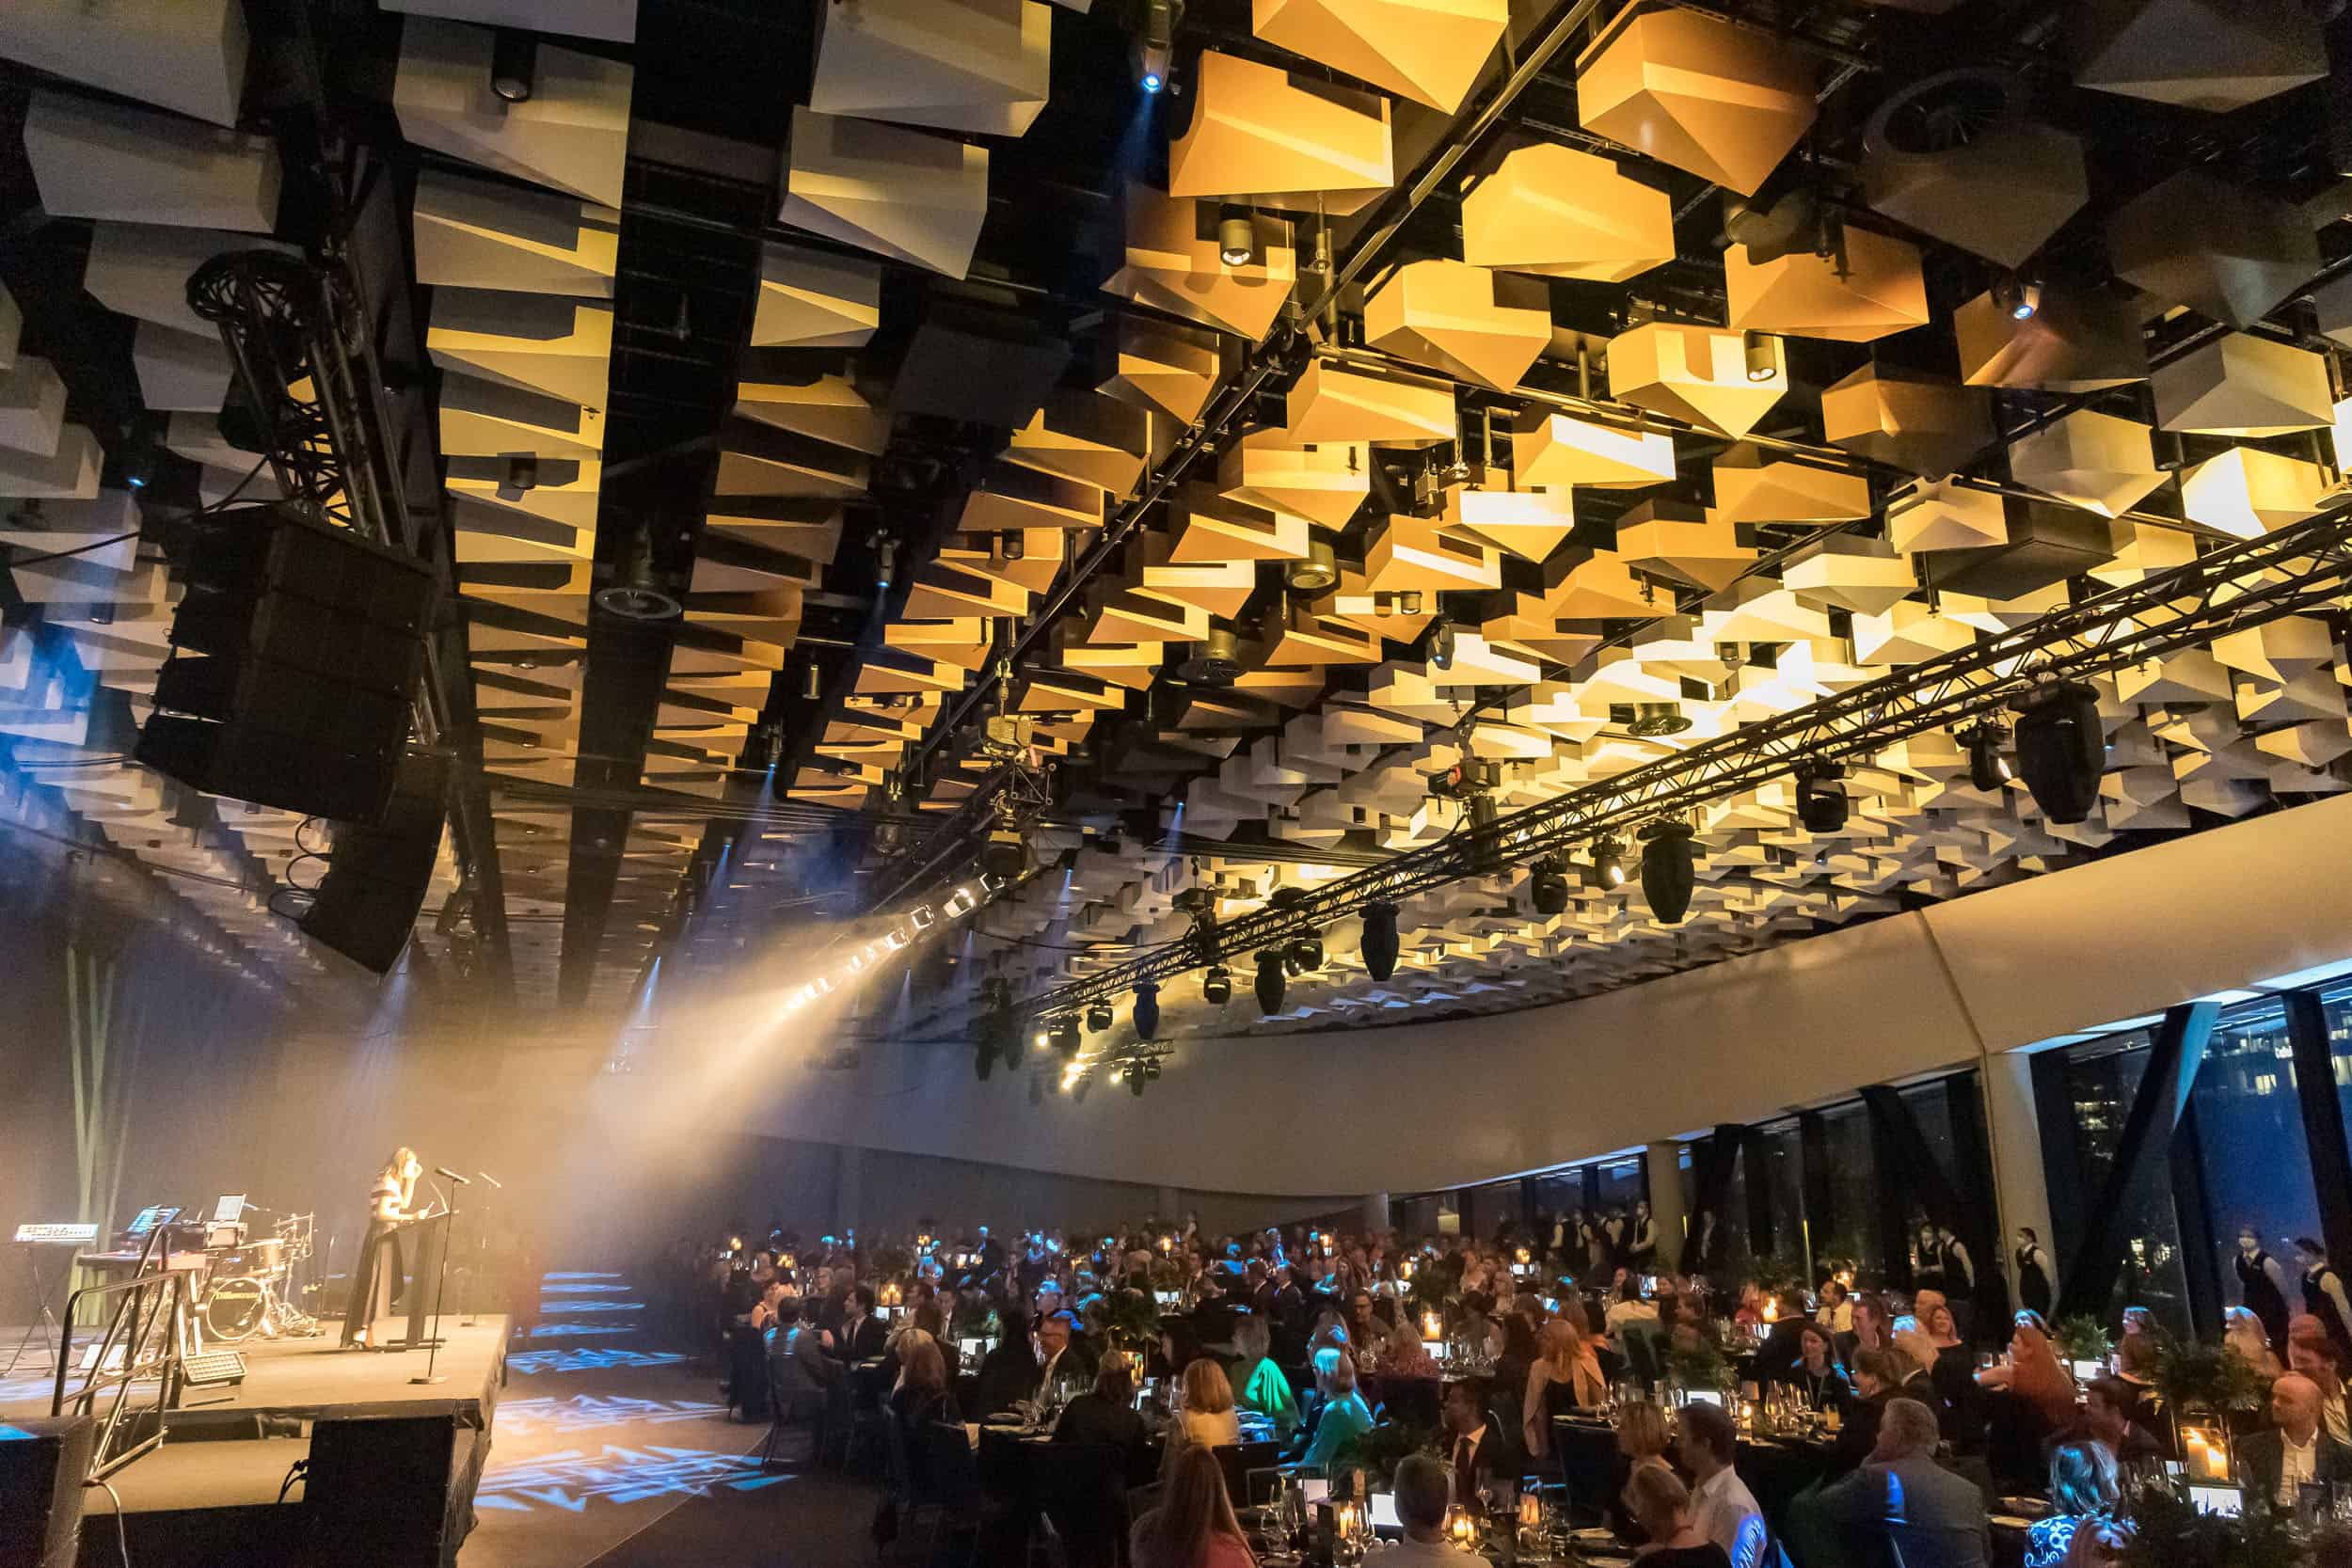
[{"xmin": 993, "ymin": 508, "xmax": 2352, "ymax": 1024}]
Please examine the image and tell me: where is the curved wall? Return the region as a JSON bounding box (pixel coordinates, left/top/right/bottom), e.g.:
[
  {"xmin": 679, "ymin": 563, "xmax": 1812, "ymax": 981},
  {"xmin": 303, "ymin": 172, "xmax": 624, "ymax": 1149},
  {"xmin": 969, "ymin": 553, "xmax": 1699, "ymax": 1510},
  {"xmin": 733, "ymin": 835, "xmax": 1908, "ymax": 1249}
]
[{"xmin": 747, "ymin": 791, "xmax": 2352, "ymax": 1196}]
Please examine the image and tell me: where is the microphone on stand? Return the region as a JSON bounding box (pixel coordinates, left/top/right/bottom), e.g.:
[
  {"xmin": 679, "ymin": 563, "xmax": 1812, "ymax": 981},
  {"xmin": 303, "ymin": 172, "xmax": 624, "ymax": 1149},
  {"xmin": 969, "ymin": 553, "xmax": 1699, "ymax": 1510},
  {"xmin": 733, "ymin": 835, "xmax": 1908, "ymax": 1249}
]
[
  {"xmin": 435, "ymin": 1168, "xmax": 472, "ymax": 1186},
  {"xmin": 476, "ymin": 1172, "xmax": 503, "ymax": 1190}
]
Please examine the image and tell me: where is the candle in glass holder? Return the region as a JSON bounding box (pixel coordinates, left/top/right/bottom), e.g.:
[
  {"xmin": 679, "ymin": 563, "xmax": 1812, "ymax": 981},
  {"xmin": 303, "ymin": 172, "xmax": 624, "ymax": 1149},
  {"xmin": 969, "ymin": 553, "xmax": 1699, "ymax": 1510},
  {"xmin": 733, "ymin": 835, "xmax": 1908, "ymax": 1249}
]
[
  {"xmin": 2184, "ymin": 1426, "xmax": 2230, "ymax": 1480},
  {"xmin": 1518, "ymin": 1489, "xmax": 1544, "ymax": 1532},
  {"xmin": 1762, "ymin": 1297, "xmax": 1779, "ymax": 1323},
  {"xmin": 1424, "ymin": 1309, "xmax": 1444, "ymax": 1341},
  {"xmin": 1158, "ymin": 1235, "xmax": 1173, "ymax": 1255},
  {"xmin": 1447, "ymin": 1505, "xmax": 1477, "ymax": 1547}
]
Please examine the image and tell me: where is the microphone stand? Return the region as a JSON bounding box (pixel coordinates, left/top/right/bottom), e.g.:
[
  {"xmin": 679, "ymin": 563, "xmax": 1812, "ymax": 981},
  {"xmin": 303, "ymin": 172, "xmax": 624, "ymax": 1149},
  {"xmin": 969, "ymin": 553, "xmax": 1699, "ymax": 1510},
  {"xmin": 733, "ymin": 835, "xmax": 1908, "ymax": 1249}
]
[
  {"xmin": 461, "ymin": 1173, "xmax": 501, "ymax": 1328},
  {"xmin": 409, "ymin": 1181, "xmax": 453, "ymax": 1386}
]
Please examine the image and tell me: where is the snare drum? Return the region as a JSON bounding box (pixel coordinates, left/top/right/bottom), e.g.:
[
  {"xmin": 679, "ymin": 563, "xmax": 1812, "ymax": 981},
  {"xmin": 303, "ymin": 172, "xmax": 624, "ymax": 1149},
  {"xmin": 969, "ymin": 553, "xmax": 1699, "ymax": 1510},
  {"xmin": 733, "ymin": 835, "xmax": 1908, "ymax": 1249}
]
[
  {"xmin": 201, "ymin": 1275, "xmax": 270, "ymax": 1341},
  {"xmin": 218, "ymin": 1237, "xmax": 286, "ymax": 1277}
]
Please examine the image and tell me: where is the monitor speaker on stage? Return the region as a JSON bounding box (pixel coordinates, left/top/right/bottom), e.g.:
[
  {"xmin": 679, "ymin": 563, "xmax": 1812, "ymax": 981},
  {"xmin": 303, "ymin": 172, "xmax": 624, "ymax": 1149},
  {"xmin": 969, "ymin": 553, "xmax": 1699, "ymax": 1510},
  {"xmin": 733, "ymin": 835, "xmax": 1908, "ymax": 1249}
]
[
  {"xmin": 304, "ymin": 1410, "xmax": 484, "ymax": 1568},
  {"xmin": 135, "ymin": 503, "xmax": 437, "ymax": 825},
  {"xmin": 0, "ymin": 1413, "xmax": 93, "ymax": 1568},
  {"xmin": 299, "ymin": 752, "xmax": 450, "ymax": 974}
]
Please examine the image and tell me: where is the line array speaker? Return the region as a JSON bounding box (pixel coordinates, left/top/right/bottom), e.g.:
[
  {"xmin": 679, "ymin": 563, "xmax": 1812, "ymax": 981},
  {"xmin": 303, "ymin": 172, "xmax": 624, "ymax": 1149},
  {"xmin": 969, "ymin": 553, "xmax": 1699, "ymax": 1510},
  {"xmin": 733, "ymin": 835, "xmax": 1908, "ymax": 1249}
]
[
  {"xmin": 298, "ymin": 752, "xmax": 451, "ymax": 974},
  {"xmin": 135, "ymin": 503, "xmax": 437, "ymax": 824}
]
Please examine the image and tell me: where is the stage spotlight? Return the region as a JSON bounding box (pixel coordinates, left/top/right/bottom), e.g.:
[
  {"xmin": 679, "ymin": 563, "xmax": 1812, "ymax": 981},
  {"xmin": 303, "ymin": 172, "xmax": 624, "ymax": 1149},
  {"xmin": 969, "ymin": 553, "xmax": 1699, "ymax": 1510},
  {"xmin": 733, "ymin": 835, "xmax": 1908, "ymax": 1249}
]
[
  {"xmin": 1217, "ymin": 204, "xmax": 1257, "ymax": 267},
  {"xmin": 1255, "ymin": 949, "xmax": 1286, "ymax": 1015},
  {"xmin": 1528, "ymin": 856, "xmax": 1569, "ymax": 916},
  {"xmin": 1290, "ymin": 932, "xmax": 1324, "ymax": 970},
  {"xmin": 1638, "ymin": 819, "xmax": 1696, "ymax": 925},
  {"xmin": 1202, "ymin": 964, "xmax": 1232, "ymax": 1004},
  {"xmin": 1793, "ymin": 758, "xmax": 1849, "ymax": 832},
  {"xmin": 1419, "ymin": 612, "xmax": 1456, "ymax": 671},
  {"xmin": 490, "ymin": 28, "xmax": 537, "ymax": 103},
  {"xmin": 1992, "ymin": 271, "xmax": 2042, "ymax": 322},
  {"xmin": 1134, "ymin": 0, "xmax": 1177, "ymax": 92},
  {"xmin": 1359, "ymin": 902, "xmax": 1400, "ymax": 981},
  {"xmin": 1145, "ymin": 1060, "xmax": 1161, "ymax": 1080},
  {"xmin": 594, "ymin": 528, "xmax": 681, "ymax": 621},
  {"xmin": 1129, "ymin": 1067, "xmax": 1148, "ymax": 1096},
  {"xmin": 1134, "ymin": 982, "xmax": 1161, "ymax": 1040},
  {"xmin": 981, "ymin": 826, "xmax": 1028, "ymax": 880},
  {"xmin": 1086, "ymin": 1002, "xmax": 1113, "ymax": 1033},
  {"xmin": 1741, "ymin": 331, "xmax": 1777, "ymax": 382},
  {"xmin": 974, "ymin": 1045, "xmax": 994, "ymax": 1082},
  {"xmin": 1961, "ymin": 721, "xmax": 2013, "ymax": 793},
  {"xmin": 1588, "ymin": 837, "xmax": 1628, "ymax": 890},
  {"xmin": 2008, "ymin": 674, "xmax": 2105, "ymax": 824},
  {"xmin": 1050, "ymin": 1016, "xmax": 1082, "ymax": 1055},
  {"xmin": 1286, "ymin": 539, "xmax": 1339, "ymax": 592},
  {"xmin": 505, "ymin": 454, "xmax": 538, "ymax": 494}
]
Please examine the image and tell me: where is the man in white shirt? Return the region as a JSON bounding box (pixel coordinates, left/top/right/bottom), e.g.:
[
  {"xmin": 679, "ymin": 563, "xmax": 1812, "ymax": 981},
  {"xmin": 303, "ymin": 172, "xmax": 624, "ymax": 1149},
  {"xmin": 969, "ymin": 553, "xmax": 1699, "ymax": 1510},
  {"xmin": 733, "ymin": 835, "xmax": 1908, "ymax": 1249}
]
[
  {"xmin": 2241, "ymin": 1372, "xmax": 2352, "ymax": 1509},
  {"xmin": 1678, "ymin": 1401, "xmax": 1768, "ymax": 1568},
  {"xmin": 1384, "ymin": 1453, "xmax": 1484, "ymax": 1563}
]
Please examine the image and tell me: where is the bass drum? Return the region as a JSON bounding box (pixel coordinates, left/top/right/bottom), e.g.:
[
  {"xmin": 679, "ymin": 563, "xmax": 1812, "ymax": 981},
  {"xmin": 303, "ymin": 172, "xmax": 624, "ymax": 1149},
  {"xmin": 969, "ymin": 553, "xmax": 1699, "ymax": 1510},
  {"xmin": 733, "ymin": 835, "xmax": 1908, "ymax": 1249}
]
[{"xmin": 201, "ymin": 1275, "xmax": 270, "ymax": 1342}]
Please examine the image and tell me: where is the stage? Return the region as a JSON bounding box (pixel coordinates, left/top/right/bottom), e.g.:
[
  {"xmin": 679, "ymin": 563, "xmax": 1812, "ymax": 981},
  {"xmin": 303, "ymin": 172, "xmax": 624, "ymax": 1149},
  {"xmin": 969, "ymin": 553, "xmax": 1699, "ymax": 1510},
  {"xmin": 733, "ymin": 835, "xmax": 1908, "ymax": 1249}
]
[{"xmin": 1, "ymin": 1317, "xmax": 507, "ymax": 1568}]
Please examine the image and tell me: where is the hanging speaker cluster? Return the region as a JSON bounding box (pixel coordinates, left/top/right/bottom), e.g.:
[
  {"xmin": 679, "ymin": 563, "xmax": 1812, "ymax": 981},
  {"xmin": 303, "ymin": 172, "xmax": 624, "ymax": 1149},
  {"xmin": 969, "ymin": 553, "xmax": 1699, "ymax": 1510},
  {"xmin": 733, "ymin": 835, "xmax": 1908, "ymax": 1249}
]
[{"xmin": 1639, "ymin": 819, "xmax": 1697, "ymax": 924}]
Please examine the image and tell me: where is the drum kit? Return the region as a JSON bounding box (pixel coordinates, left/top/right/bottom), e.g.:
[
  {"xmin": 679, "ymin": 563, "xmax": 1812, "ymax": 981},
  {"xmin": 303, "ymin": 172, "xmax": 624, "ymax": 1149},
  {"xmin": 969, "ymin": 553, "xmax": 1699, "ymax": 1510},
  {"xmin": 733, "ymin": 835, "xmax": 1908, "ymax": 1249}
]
[{"xmin": 196, "ymin": 1212, "xmax": 322, "ymax": 1343}]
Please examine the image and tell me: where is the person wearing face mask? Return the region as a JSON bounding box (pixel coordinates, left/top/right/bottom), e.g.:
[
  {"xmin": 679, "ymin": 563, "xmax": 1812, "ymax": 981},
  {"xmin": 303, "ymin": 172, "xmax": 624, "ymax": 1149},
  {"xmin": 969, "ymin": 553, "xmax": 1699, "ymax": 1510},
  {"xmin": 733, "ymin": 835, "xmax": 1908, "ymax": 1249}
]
[{"xmin": 2235, "ymin": 1227, "xmax": 2293, "ymax": 1353}]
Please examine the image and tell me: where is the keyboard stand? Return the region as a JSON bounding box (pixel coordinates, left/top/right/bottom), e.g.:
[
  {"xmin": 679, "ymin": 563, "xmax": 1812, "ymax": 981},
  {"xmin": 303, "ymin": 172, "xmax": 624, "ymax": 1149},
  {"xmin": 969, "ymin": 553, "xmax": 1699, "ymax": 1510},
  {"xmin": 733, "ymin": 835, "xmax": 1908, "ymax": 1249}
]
[{"xmin": 2, "ymin": 1244, "xmax": 65, "ymax": 1377}]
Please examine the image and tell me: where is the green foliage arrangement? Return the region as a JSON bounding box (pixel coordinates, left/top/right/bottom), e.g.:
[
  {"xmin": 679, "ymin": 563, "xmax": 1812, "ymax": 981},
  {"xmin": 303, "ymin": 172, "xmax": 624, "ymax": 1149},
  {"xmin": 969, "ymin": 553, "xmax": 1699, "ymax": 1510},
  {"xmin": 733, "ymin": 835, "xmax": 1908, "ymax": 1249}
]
[
  {"xmin": 2121, "ymin": 1486, "xmax": 2313, "ymax": 1568},
  {"xmin": 1338, "ymin": 1418, "xmax": 1440, "ymax": 1478},
  {"xmin": 869, "ymin": 1243, "xmax": 914, "ymax": 1284},
  {"xmin": 1669, "ymin": 1340, "xmax": 1734, "ymax": 1393},
  {"xmin": 2055, "ymin": 1312, "xmax": 2115, "ymax": 1364},
  {"xmin": 1098, "ymin": 1286, "xmax": 1165, "ymax": 1351},
  {"xmin": 2153, "ymin": 1338, "xmax": 2268, "ymax": 1416}
]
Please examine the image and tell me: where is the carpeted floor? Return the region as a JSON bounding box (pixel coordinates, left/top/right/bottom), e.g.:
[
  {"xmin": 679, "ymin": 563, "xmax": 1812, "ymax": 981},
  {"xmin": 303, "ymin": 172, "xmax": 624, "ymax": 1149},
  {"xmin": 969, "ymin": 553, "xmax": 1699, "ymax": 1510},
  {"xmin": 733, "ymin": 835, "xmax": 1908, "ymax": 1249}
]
[{"xmin": 458, "ymin": 1273, "xmax": 881, "ymax": 1568}]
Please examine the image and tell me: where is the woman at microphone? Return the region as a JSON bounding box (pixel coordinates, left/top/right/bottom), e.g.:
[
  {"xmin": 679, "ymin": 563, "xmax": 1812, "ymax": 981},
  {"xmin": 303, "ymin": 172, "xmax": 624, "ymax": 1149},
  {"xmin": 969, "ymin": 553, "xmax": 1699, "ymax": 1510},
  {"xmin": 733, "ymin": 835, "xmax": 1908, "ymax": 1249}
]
[{"xmin": 342, "ymin": 1148, "xmax": 421, "ymax": 1349}]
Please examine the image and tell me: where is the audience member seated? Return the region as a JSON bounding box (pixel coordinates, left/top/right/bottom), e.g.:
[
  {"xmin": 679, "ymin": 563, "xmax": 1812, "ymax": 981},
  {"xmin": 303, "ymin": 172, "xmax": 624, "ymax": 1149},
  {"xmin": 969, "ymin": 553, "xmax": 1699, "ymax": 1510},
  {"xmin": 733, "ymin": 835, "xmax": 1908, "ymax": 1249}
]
[
  {"xmin": 836, "ymin": 1284, "xmax": 888, "ymax": 1362},
  {"xmin": 2224, "ymin": 1306, "xmax": 2284, "ymax": 1383},
  {"xmin": 1381, "ymin": 1317, "xmax": 1440, "ymax": 1378},
  {"xmin": 2080, "ymin": 1377, "xmax": 2166, "ymax": 1479},
  {"xmin": 1891, "ymin": 1322, "xmax": 1947, "ymax": 1427},
  {"xmin": 975, "ymin": 1307, "xmax": 1037, "ymax": 1415},
  {"xmin": 1677, "ymin": 1400, "xmax": 1766, "ymax": 1568},
  {"xmin": 2289, "ymin": 1333, "xmax": 2351, "ymax": 1444},
  {"xmin": 2237, "ymin": 1371, "xmax": 2352, "ymax": 1511},
  {"xmin": 1174, "ymin": 1358, "xmax": 1243, "ymax": 1450},
  {"xmin": 1037, "ymin": 1309, "xmax": 1097, "ymax": 1399},
  {"xmin": 1622, "ymin": 1465, "xmax": 1734, "ymax": 1566},
  {"xmin": 1524, "ymin": 1318, "xmax": 1608, "ymax": 1459},
  {"xmin": 1817, "ymin": 1277, "xmax": 1855, "ymax": 1336},
  {"xmin": 2110, "ymin": 1332, "xmax": 2168, "ymax": 1452},
  {"xmin": 1806, "ymin": 1397, "xmax": 1991, "ymax": 1568},
  {"xmin": 1606, "ymin": 1397, "xmax": 1676, "ymax": 1541},
  {"xmin": 769, "ymin": 1297, "xmax": 847, "ymax": 1444},
  {"xmin": 1780, "ymin": 1322, "xmax": 1854, "ymax": 1411},
  {"xmin": 1131, "ymin": 1442, "xmax": 1254, "ymax": 1568},
  {"xmin": 1389, "ymin": 1452, "xmax": 1484, "ymax": 1563},
  {"xmin": 2026, "ymin": 1441, "xmax": 2119, "ymax": 1568},
  {"xmin": 1442, "ymin": 1377, "xmax": 1513, "ymax": 1500},
  {"xmin": 1055, "ymin": 1359, "xmax": 1149, "ymax": 1464},
  {"xmin": 1300, "ymin": 1348, "xmax": 1375, "ymax": 1470},
  {"xmin": 1228, "ymin": 1313, "xmax": 1301, "ymax": 1436},
  {"xmin": 1830, "ymin": 1349, "xmax": 1907, "ymax": 1475},
  {"xmin": 1976, "ymin": 1311, "xmax": 2076, "ymax": 1430},
  {"xmin": 1842, "ymin": 1292, "xmax": 1891, "ymax": 1366}
]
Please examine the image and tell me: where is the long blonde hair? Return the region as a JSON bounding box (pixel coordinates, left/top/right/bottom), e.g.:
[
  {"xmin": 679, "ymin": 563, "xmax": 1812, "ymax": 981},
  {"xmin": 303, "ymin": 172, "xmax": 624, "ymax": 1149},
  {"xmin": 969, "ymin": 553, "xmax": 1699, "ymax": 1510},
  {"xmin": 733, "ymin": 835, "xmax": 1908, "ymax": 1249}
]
[
  {"xmin": 1135, "ymin": 1444, "xmax": 1252, "ymax": 1568},
  {"xmin": 1182, "ymin": 1357, "xmax": 1235, "ymax": 1415}
]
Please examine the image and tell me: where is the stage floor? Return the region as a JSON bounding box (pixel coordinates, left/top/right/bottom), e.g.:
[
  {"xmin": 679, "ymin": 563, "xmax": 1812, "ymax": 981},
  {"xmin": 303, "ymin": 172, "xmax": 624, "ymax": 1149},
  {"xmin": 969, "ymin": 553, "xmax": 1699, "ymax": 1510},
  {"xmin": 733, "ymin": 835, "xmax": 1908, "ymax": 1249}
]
[{"xmin": 0, "ymin": 1316, "xmax": 509, "ymax": 1433}]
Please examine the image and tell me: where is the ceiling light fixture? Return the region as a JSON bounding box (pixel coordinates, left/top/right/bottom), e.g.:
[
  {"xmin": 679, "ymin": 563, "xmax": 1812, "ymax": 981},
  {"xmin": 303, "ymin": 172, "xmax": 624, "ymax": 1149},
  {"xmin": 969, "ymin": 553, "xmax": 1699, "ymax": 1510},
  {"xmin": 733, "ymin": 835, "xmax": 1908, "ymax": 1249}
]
[
  {"xmin": 1202, "ymin": 964, "xmax": 1232, "ymax": 1004},
  {"xmin": 1217, "ymin": 203, "xmax": 1257, "ymax": 267},
  {"xmin": 1135, "ymin": 0, "xmax": 1177, "ymax": 93},
  {"xmin": 1359, "ymin": 901, "xmax": 1399, "ymax": 981},
  {"xmin": 1420, "ymin": 612, "xmax": 1455, "ymax": 672},
  {"xmin": 1285, "ymin": 539, "xmax": 1339, "ymax": 592},
  {"xmin": 1793, "ymin": 757, "xmax": 1849, "ymax": 832},
  {"xmin": 1086, "ymin": 1002, "xmax": 1113, "ymax": 1033},
  {"xmin": 2007, "ymin": 673, "xmax": 2105, "ymax": 823},
  {"xmin": 490, "ymin": 28, "xmax": 537, "ymax": 104},
  {"xmin": 1528, "ymin": 855, "xmax": 1569, "ymax": 916},
  {"xmin": 1254, "ymin": 949, "xmax": 1286, "ymax": 1015},
  {"xmin": 1993, "ymin": 270, "xmax": 2042, "ymax": 322},
  {"xmin": 1741, "ymin": 330, "xmax": 1777, "ymax": 382},
  {"xmin": 1289, "ymin": 931, "xmax": 1324, "ymax": 970},
  {"xmin": 1588, "ymin": 836, "xmax": 1628, "ymax": 890},
  {"xmin": 1638, "ymin": 819, "xmax": 1697, "ymax": 924},
  {"xmin": 1628, "ymin": 702, "xmax": 1692, "ymax": 737},
  {"xmin": 593, "ymin": 529, "xmax": 682, "ymax": 622},
  {"xmin": 1960, "ymin": 721, "xmax": 2013, "ymax": 793}
]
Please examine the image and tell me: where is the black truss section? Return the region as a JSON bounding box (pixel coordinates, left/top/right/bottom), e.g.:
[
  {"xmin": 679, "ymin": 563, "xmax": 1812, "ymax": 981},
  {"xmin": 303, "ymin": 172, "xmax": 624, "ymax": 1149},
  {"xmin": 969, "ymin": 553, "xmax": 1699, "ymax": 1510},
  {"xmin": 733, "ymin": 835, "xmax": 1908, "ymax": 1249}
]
[{"xmin": 971, "ymin": 509, "xmax": 2352, "ymax": 1027}]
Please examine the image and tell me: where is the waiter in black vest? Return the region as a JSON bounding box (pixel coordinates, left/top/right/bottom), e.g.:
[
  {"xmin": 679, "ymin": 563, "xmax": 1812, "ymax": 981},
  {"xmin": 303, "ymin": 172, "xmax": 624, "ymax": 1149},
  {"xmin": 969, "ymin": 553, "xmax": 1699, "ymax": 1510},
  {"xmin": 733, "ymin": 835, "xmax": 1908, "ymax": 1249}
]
[{"xmin": 2237, "ymin": 1226, "xmax": 2292, "ymax": 1352}]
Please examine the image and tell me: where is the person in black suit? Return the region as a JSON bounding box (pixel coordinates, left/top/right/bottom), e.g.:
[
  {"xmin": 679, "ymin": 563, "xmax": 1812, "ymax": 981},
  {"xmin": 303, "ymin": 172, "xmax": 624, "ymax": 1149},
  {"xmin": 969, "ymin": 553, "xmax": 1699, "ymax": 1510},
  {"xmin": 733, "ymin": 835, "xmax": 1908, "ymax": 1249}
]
[
  {"xmin": 1054, "ymin": 1360, "xmax": 1149, "ymax": 1458},
  {"xmin": 2238, "ymin": 1372, "xmax": 2352, "ymax": 1510},
  {"xmin": 837, "ymin": 1286, "xmax": 890, "ymax": 1362},
  {"xmin": 1828, "ymin": 1349, "xmax": 1906, "ymax": 1476},
  {"xmin": 976, "ymin": 1307, "xmax": 1037, "ymax": 1416}
]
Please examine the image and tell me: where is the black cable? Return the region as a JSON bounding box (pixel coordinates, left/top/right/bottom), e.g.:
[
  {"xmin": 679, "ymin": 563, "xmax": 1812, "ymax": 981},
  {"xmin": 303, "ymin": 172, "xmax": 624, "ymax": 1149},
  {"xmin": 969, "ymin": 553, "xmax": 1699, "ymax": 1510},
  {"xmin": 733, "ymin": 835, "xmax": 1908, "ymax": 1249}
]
[
  {"xmin": 1, "ymin": 530, "xmax": 140, "ymax": 567},
  {"xmin": 85, "ymin": 1478, "xmax": 129, "ymax": 1568}
]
